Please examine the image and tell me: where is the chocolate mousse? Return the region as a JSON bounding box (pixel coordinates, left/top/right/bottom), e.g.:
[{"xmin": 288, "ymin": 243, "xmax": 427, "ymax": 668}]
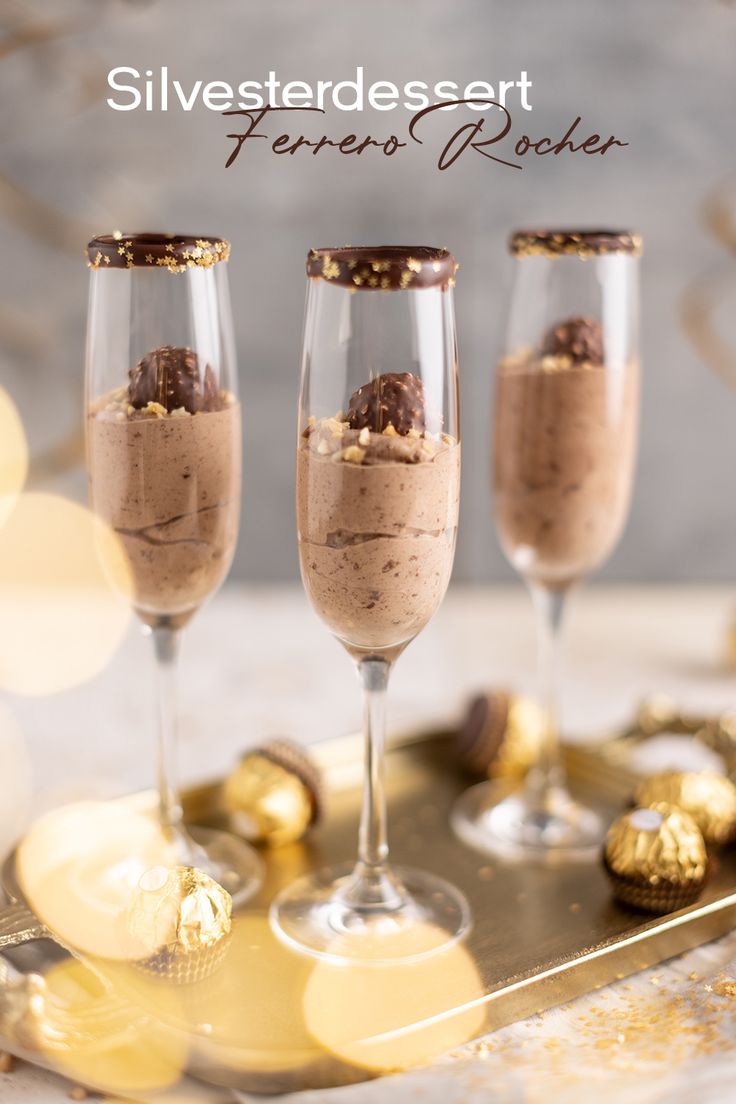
[
  {"xmin": 88, "ymin": 346, "xmax": 240, "ymax": 625},
  {"xmin": 297, "ymin": 372, "xmax": 459, "ymax": 654},
  {"xmin": 494, "ymin": 317, "xmax": 638, "ymax": 589}
]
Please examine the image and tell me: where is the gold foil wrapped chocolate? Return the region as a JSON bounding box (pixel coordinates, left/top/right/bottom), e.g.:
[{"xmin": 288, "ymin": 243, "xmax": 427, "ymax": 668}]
[
  {"xmin": 456, "ymin": 691, "xmax": 546, "ymax": 780},
  {"xmin": 603, "ymin": 804, "xmax": 708, "ymax": 914},
  {"xmin": 635, "ymin": 771, "xmax": 736, "ymax": 846},
  {"xmin": 223, "ymin": 739, "xmax": 321, "ymax": 847},
  {"xmin": 698, "ymin": 712, "xmax": 736, "ymax": 777},
  {"xmin": 126, "ymin": 865, "xmax": 232, "ymax": 983}
]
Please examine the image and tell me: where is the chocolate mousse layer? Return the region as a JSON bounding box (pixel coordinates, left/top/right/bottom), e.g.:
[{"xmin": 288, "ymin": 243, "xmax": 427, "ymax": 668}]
[
  {"xmin": 297, "ymin": 407, "xmax": 459, "ymax": 654},
  {"xmin": 494, "ymin": 318, "xmax": 638, "ymax": 589},
  {"xmin": 88, "ymin": 349, "xmax": 240, "ymax": 626}
]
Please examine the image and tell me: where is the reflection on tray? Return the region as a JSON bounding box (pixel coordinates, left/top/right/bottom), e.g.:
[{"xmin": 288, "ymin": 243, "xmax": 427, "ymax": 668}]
[{"xmin": 1, "ymin": 725, "xmax": 736, "ymax": 1095}]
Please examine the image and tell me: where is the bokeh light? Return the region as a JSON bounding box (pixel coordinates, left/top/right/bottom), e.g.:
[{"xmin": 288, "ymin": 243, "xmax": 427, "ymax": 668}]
[
  {"xmin": 302, "ymin": 921, "xmax": 486, "ymax": 1071},
  {"xmin": 17, "ymin": 800, "xmax": 176, "ymax": 959},
  {"xmin": 0, "ymin": 493, "xmax": 132, "ymax": 695},
  {"xmin": 0, "ymin": 702, "xmax": 33, "ymax": 860},
  {"xmin": 0, "ymin": 386, "xmax": 28, "ymax": 528},
  {"xmin": 38, "ymin": 957, "xmax": 187, "ymax": 1095},
  {"xmin": 184, "ymin": 913, "xmax": 319, "ymax": 1078}
]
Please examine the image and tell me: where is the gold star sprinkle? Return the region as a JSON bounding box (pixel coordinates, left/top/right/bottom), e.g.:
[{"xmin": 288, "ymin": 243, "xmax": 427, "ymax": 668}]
[
  {"xmin": 165, "ymin": 244, "xmax": 174, "ymax": 253},
  {"xmin": 117, "ymin": 246, "xmax": 125, "ymax": 256},
  {"xmin": 145, "ymin": 254, "xmax": 154, "ymax": 264},
  {"xmin": 322, "ymin": 255, "xmax": 340, "ymax": 280}
]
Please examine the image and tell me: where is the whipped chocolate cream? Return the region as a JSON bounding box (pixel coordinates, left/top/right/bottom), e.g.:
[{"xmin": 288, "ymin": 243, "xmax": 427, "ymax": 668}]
[
  {"xmin": 298, "ymin": 408, "xmax": 459, "ymax": 653},
  {"xmin": 494, "ymin": 322, "xmax": 638, "ymax": 589},
  {"xmin": 88, "ymin": 364, "xmax": 240, "ymax": 626}
]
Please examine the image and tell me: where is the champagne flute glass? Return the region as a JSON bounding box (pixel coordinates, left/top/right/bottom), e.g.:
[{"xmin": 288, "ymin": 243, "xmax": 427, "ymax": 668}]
[
  {"xmin": 85, "ymin": 232, "xmax": 262, "ymax": 903},
  {"xmin": 453, "ymin": 229, "xmax": 641, "ymax": 857},
  {"xmin": 270, "ymin": 246, "xmax": 470, "ymax": 960}
]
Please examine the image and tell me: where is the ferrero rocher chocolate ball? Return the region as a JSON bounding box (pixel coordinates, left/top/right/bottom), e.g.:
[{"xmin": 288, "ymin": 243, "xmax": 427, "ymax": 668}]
[
  {"xmin": 129, "ymin": 346, "xmax": 223, "ymax": 414},
  {"xmin": 347, "ymin": 372, "xmax": 426, "ymax": 436},
  {"xmin": 603, "ymin": 804, "xmax": 708, "ymax": 914},
  {"xmin": 456, "ymin": 691, "xmax": 547, "ymax": 780},
  {"xmin": 126, "ymin": 865, "xmax": 232, "ymax": 983},
  {"xmin": 698, "ymin": 713, "xmax": 736, "ymax": 777},
  {"xmin": 540, "ymin": 316, "xmax": 604, "ymax": 366},
  {"xmin": 635, "ymin": 771, "xmax": 736, "ymax": 847},
  {"xmin": 223, "ymin": 739, "xmax": 321, "ymax": 847}
]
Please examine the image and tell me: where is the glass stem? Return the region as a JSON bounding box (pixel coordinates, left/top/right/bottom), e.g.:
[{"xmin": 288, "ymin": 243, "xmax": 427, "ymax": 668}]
[
  {"xmin": 339, "ymin": 656, "xmax": 404, "ymax": 911},
  {"xmin": 151, "ymin": 625, "xmax": 183, "ymax": 832},
  {"xmin": 526, "ymin": 585, "xmax": 567, "ymax": 808}
]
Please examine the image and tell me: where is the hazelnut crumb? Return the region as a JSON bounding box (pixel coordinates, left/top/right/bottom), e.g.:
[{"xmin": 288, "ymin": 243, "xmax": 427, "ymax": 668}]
[
  {"xmin": 342, "ymin": 445, "xmax": 366, "ymax": 464},
  {"xmin": 358, "ymin": 427, "xmax": 370, "ymax": 446},
  {"xmin": 326, "ymin": 417, "xmax": 346, "ymax": 438},
  {"xmin": 68, "ymin": 1088, "xmax": 88, "ymax": 1101},
  {"xmin": 317, "ymin": 439, "xmax": 331, "ymax": 455},
  {"xmin": 0, "ymin": 1052, "xmax": 15, "ymax": 1073},
  {"xmin": 383, "ymin": 424, "xmax": 398, "ymax": 436}
]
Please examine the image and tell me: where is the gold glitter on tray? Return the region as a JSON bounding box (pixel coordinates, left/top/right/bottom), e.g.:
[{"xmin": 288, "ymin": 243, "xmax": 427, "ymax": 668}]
[{"xmin": 454, "ymin": 960, "xmax": 736, "ymax": 1088}]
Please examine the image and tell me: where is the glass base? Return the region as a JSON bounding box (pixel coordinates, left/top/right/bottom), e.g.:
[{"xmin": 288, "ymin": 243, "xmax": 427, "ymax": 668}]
[
  {"xmin": 269, "ymin": 862, "xmax": 471, "ymax": 963},
  {"xmin": 451, "ymin": 780, "xmax": 604, "ymax": 861},
  {"xmin": 173, "ymin": 825, "xmax": 264, "ymax": 908}
]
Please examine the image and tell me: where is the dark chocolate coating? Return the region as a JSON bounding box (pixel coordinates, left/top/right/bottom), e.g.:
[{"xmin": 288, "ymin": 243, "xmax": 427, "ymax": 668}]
[
  {"xmin": 540, "ymin": 316, "xmax": 604, "ymax": 366},
  {"xmin": 306, "ymin": 245, "xmax": 457, "ymax": 291},
  {"xmin": 86, "ymin": 232, "xmax": 229, "ymax": 270},
  {"xmin": 129, "ymin": 346, "xmax": 221, "ymax": 414},
  {"xmin": 347, "ymin": 372, "xmax": 426, "ymax": 436},
  {"xmin": 509, "ymin": 228, "xmax": 642, "ymax": 258}
]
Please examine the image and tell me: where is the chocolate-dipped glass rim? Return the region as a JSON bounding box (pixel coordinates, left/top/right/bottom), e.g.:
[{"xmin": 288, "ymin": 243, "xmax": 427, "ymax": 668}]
[
  {"xmin": 86, "ymin": 232, "xmax": 230, "ymax": 272},
  {"xmin": 510, "ymin": 229, "xmax": 642, "ymax": 259},
  {"xmin": 306, "ymin": 245, "xmax": 458, "ymax": 291}
]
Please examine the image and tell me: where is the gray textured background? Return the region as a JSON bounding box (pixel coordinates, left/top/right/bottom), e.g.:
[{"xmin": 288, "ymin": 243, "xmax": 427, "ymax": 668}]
[{"xmin": 2, "ymin": 0, "xmax": 736, "ymax": 582}]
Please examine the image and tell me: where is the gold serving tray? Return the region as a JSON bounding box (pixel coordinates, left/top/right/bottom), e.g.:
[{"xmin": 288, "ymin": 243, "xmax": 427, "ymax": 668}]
[{"xmin": 2, "ymin": 727, "xmax": 736, "ymax": 1097}]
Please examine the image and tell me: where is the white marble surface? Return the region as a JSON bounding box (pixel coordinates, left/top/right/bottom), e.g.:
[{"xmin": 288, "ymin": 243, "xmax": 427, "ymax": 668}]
[{"xmin": 3, "ymin": 583, "xmax": 736, "ymax": 1102}]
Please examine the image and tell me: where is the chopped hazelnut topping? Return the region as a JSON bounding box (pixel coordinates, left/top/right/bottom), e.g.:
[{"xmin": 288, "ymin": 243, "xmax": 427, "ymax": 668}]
[{"xmin": 341, "ymin": 445, "xmax": 366, "ymax": 464}]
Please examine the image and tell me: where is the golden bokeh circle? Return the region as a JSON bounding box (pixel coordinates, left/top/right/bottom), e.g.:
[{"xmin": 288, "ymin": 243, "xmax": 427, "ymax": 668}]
[
  {"xmin": 0, "ymin": 702, "xmax": 32, "ymax": 857},
  {"xmin": 0, "ymin": 387, "xmax": 28, "ymax": 527},
  {"xmin": 302, "ymin": 921, "xmax": 487, "ymax": 1072},
  {"xmin": 0, "ymin": 493, "xmax": 133, "ymax": 695},
  {"xmin": 38, "ymin": 957, "xmax": 187, "ymax": 1095},
  {"xmin": 17, "ymin": 800, "xmax": 176, "ymax": 959}
]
